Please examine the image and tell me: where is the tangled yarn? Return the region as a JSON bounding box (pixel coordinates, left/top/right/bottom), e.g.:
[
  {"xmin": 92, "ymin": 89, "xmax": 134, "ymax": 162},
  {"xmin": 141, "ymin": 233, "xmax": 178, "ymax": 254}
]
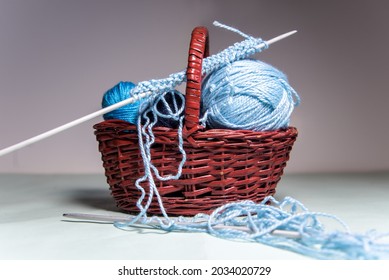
[
  {"xmin": 114, "ymin": 196, "xmax": 389, "ymax": 260},
  {"xmin": 201, "ymin": 59, "xmax": 300, "ymax": 131}
]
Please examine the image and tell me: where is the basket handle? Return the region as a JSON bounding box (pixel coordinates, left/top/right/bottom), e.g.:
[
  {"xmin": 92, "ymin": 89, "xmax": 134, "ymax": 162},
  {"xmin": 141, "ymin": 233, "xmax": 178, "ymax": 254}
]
[{"xmin": 184, "ymin": 26, "xmax": 209, "ymax": 133}]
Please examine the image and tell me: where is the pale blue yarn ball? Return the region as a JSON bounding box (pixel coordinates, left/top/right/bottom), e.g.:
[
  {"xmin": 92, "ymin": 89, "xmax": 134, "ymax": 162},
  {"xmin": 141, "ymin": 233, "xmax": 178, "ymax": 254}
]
[
  {"xmin": 102, "ymin": 81, "xmax": 142, "ymax": 124},
  {"xmin": 201, "ymin": 59, "xmax": 300, "ymax": 131}
]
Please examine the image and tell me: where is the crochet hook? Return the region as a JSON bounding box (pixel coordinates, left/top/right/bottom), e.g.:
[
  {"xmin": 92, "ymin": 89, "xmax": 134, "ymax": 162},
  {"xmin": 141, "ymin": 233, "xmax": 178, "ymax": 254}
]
[
  {"xmin": 0, "ymin": 30, "xmax": 297, "ymax": 157},
  {"xmin": 63, "ymin": 212, "xmax": 301, "ymax": 239}
]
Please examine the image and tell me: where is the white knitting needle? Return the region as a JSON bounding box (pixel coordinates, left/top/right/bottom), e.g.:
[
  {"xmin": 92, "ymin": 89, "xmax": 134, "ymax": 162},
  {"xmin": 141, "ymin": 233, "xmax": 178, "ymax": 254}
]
[
  {"xmin": 266, "ymin": 30, "xmax": 297, "ymax": 46},
  {"xmin": 0, "ymin": 30, "xmax": 297, "ymax": 157},
  {"xmin": 63, "ymin": 212, "xmax": 301, "ymax": 239},
  {"xmin": 0, "ymin": 91, "xmax": 150, "ymax": 157}
]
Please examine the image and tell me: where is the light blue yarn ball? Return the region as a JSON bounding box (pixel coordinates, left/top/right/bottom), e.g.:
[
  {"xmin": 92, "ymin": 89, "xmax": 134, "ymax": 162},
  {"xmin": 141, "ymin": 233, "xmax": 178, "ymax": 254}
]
[
  {"xmin": 201, "ymin": 59, "xmax": 300, "ymax": 131},
  {"xmin": 102, "ymin": 81, "xmax": 142, "ymax": 124}
]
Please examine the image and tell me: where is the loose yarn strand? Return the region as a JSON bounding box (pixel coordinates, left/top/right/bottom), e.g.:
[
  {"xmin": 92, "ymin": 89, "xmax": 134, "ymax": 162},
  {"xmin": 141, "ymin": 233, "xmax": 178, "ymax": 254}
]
[
  {"xmin": 119, "ymin": 92, "xmax": 187, "ymax": 227},
  {"xmin": 213, "ymin": 21, "xmax": 254, "ymax": 39}
]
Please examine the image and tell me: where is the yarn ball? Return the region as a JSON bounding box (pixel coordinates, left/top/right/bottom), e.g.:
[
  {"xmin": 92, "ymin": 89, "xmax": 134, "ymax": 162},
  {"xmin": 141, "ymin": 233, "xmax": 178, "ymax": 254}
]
[
  {"xmin": 201, "ymin": 59, "xmax": 300, "ymax": 131},
  {"xmin": 102, "ymin": 81, "xmax": 142, "ymax": 124},
  {"xmin": 140, "ymin": 90, "xmax": 185, "ymax": 128}
]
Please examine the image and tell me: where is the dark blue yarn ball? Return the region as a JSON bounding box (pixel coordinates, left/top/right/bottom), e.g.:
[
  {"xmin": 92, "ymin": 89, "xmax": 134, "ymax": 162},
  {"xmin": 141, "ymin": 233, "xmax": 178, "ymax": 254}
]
[{"xmin": 141, "ymin": 90, "xmax": 185, "ymax": 128}]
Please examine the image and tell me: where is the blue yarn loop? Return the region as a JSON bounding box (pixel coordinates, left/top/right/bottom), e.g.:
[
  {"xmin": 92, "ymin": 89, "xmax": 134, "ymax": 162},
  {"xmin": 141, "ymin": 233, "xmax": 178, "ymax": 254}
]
[
  {"xmin": 141, "ymin": 90, "xmax": 185, "ymax": 128},
  {"xmin": 114, "ymin": 196, "xmax": 389, "ymax": 260}
]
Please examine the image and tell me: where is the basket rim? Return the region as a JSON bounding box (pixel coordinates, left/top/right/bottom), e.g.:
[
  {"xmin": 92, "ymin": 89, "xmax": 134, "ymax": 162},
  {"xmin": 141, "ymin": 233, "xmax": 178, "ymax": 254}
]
[{"xmin": 94, "ymin": 119, "xmax": 297, "ymax": 135}]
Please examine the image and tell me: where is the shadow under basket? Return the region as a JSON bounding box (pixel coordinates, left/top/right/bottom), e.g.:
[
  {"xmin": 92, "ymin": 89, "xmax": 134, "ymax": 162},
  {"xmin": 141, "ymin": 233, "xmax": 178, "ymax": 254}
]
[{"xmin": 94, "ymin": 26, "xmax": 298, "ymax": 216}]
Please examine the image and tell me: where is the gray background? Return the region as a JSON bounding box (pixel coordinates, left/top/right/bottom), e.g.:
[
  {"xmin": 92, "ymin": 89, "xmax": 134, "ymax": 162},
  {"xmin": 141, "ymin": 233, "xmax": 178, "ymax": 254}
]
[{"xmin": 0, "ymin": 0, "xmax": 388, "ymax": 174}]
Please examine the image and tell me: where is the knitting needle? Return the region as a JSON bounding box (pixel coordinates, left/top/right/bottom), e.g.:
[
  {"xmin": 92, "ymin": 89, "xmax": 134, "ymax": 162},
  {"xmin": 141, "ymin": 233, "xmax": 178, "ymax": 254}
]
[
  {"xmin": 63, "ymin": 212, "xmax": 301, "ymax": 239},
  {"xmin": 0, "ymin": 91, "xmax": 150, "ymax": 157},
  {"xmin": 0, "ymin": 30, "xmax": 297, "ymax": 157},
  {"xmin": 266, "ymin": 30, "xmax": 297, "ymax": 46}
]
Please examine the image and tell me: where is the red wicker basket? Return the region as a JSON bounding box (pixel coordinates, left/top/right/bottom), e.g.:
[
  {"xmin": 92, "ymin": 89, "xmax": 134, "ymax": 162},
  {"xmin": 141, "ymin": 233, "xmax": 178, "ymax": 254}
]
[{"xmin": 94, "ymin": 26, "xmax": 298, "ymax": 216}]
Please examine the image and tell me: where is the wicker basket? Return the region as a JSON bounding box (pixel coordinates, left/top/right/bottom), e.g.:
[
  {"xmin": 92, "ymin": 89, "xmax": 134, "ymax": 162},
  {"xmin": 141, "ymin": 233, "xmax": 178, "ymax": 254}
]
[{"xmin": 94, "ymin": 26, "xmax": 298, "ymax": 216}]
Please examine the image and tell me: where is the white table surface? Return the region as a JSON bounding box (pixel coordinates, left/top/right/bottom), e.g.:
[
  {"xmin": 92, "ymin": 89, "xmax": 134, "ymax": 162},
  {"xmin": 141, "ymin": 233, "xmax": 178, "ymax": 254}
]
[{"xmin": 1, "ymin": 172, "xmax": 388, "ymax": 260}]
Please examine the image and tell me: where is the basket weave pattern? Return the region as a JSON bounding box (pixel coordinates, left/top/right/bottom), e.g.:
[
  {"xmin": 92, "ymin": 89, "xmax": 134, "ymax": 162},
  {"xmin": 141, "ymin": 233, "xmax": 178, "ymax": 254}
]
[{"xmin": 94, "ymin": 27, "xmax": 298, "ymax": 216}]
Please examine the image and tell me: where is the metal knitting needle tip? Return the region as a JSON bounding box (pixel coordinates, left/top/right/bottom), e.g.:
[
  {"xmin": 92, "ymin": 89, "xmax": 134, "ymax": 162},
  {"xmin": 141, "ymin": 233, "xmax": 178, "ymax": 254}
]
[
  {"xmin": 266, "ymin": 30, "xmax": 297, "ymax": 46},
  {"xmin": 63, "ymin": 213, "xmax": 302, "ymax": 239}
]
